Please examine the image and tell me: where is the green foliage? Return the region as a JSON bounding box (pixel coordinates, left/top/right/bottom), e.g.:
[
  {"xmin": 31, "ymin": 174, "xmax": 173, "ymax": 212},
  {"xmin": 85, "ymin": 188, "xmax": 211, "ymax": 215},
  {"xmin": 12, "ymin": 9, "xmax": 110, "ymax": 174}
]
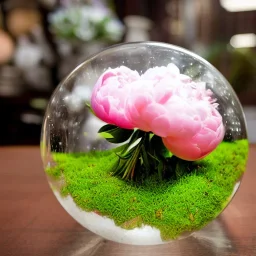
[
  {"xmin": 46, "ymin": 140, "xmax": 248, "ymax": 241},
  {"xmin": 49, "ymin": 5, "xmax": 124, "ymax": 43},
  {"xmin": 103, "ymin": 130, "xmax": 177, "ymax": 181},
  {"xmin": 98, "ymin": 124, "xmax": 134, "ymax": 143}
]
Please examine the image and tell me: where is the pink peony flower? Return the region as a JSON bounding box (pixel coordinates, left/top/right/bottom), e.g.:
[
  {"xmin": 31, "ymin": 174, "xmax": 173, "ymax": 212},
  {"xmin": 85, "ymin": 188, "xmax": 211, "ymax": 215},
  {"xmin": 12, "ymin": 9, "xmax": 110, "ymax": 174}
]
[
  {"xmin": 91, "ymin": 66, "xmax": 140, "ymax": 129},
  {"xmin": 126, "ymin": 64, "xmax": 225, "ymax": 161},
  {"xmin": 162, "ymin": 107, "xmax": 225, "ymax": 160},
  {"xmin": 91, "ymin": 63, "xmax": 224, "ymax": 161}
]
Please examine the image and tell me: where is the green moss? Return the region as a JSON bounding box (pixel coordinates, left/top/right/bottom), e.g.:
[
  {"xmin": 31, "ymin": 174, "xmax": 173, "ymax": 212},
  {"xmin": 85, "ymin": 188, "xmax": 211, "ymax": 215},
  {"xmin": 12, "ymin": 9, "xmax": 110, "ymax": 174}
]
[{"xmin": 46, "ymin": 140, "xmax": 248, "ymax": 240}]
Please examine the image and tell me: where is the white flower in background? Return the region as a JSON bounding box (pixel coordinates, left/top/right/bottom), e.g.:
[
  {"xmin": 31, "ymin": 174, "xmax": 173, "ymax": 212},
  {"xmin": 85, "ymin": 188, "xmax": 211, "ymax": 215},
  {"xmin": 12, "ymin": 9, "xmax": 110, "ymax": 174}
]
[
  {"xmin": 105, "ymin": 19, "xmax": 125, "ymax": 41},
  {"xmin": 84, "ymin": 6, "xmax": 106, "ymax": 23},
  {"xmin": 75, "ymin": 19, "xmax": 95, "ymax": 42},
  {"xmin": 49, "ymin": 4, "xmax": 125, "ymax": 42}
]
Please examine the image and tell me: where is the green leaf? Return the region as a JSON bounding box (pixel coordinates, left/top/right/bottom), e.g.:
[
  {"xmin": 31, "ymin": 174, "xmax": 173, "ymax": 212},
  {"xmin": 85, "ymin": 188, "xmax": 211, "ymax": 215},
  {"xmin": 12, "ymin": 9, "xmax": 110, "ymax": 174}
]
[
  {"xmin": 115, "ymin": 152, "xmax": 133, "ymax": 160},
  {"xmin": 141, "ymin": 145, "xmax": 150, "ymax": 171},
  {"xmin": 149, "ymin": 133, "xmax": 154, "ymax": 141},
  {"xmin": 126, "ymin": 138, "xmax": 142, "ymax": 152},
  {"xmin": 112, "ymin": 132, "xmax": 144, "ymax": 180},
  {"xmin": 99, "ymin": 132, "xmax": 114, "ymax": 139},
  {"xmin": 98, "ymin": 124, "xmax": 118, "ymax": 133},
  {"xmin": 86, "ymin": 103, "xmax": 95, "ymax": 115},
  {"xmin": 98, "ymin": 124, "xmax": 134, "ymax": 144},
  {"xmin": 150, "ymin": 135, "xmax": 173, "ymax": 158},
  {"xmin": 148, "ymin": 152, "xmax": 160, "ymax": 163},
  {"xmin": 122, "ymin": 130, "xmax": 140, "ymax": 154},
  {"xmin": 121, "ymin": 129, "xmax": 143, "ymax": 153}
]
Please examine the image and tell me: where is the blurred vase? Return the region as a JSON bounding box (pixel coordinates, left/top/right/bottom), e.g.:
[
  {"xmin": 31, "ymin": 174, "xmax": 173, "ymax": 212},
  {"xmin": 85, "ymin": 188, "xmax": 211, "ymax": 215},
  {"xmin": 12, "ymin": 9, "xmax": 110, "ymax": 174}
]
[{"xmin": 124, "ymin": 15, "xmax": 153, "ymax": 42}]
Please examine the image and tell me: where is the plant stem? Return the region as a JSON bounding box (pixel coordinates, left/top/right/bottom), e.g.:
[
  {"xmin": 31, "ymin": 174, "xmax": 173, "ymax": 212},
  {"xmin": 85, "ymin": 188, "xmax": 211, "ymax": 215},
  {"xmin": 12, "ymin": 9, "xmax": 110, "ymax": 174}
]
[{"xmin": 113, "ymin": 131, "xmax": 176, "ymax": 181}]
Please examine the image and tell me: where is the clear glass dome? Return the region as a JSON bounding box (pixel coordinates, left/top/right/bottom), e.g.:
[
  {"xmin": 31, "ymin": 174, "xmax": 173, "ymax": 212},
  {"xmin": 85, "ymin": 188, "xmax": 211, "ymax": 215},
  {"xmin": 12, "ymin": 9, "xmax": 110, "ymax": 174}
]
[{"xmin": 41, "ymin": 42, "xmax": 248, "ymax": 245}]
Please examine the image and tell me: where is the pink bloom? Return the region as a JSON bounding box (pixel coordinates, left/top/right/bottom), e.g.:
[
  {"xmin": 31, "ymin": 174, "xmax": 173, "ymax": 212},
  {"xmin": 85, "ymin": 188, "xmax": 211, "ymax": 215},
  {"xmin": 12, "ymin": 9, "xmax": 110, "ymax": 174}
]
[
  {"xmin": 91, "ymin": 66, "xmax": 140, "ymax": 129},
  {"xmin": 162, "ymin": 107, "xmax": 225, "ymax": 160},
  {"xmin": 91, "ymin": 63, "xmax": 224, "ymax": 161},
  {"xmin": 126, "ymin": 65, "xmax": 225, "ymax": 161},
  {"xmin": 142, "ymin": 63, "xmax": 192, "ymax": 84}
]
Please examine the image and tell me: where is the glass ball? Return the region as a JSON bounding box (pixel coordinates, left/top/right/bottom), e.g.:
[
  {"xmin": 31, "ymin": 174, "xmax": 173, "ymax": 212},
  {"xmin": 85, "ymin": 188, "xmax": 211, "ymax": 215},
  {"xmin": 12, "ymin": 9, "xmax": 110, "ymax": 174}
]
[{"xmin": 41, "ymin": 42, "xmax": 248, "ymax": 245}]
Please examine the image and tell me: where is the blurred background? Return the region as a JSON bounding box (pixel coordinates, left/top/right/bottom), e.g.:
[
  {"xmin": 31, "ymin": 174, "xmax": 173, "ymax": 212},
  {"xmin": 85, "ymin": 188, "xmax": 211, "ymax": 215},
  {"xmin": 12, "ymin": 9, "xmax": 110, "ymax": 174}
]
[{"xmin": 0, "ymin": 0, "xmax": 255, "ymax": 146}]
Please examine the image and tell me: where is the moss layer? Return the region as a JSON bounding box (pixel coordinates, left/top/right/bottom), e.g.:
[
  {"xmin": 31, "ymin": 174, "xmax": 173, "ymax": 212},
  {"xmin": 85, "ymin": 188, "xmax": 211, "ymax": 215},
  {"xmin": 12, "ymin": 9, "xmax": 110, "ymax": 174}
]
[{"xmin": 46, "ymin": 140, "xmax": 248, "ymax": 240}]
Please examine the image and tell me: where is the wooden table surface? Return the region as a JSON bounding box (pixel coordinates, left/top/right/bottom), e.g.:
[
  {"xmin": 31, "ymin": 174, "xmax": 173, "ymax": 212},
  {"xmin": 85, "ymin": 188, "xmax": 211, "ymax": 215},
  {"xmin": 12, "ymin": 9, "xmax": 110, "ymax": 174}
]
[{"xmin": 0, "ymin": 146, "xmax": 256, "ymax": 256}]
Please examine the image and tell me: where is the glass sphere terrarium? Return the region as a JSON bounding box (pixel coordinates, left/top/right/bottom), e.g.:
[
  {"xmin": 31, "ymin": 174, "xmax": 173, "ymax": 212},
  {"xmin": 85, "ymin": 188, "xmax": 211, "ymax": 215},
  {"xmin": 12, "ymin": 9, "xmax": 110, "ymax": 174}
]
[{"xmin": 41, "ymin": 42, "xmax": 248, "ymax": 245}]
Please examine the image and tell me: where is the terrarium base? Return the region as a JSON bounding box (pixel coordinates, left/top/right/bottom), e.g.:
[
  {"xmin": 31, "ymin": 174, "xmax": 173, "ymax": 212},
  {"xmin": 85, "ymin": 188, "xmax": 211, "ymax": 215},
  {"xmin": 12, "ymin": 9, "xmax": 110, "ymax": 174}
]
[
  {"xmin": 46, "ymin": 140, "xmax": 248, "ymax": 243},
  {"xmin": 53, "ymin": 180, "xmax": 240, "ymax": 245},
  {"xmin": 53, "ymin": 192, "xmax": 168, "ymax": 245}
]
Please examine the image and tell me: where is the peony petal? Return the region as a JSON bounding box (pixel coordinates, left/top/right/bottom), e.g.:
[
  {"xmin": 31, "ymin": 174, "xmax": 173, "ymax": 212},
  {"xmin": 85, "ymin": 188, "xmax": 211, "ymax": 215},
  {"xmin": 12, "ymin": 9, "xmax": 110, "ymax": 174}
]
[
  {"xmin": 142, "ymin": 66, "xmax": 168, "ymax": 81},
  {"xmin": 150, "ymin": 115, "xmax": 172, "ymax": 137},
  {"xmin": 204, "ymin": 117, "xmax": 219, "ymax": 131},
  {"xmin": 167, "ymin": 63, "xmax": 180, "ymax": 75},
  {"xmin": 163, "ymin": 137, "xmax": 202, "ymax": 161},
  {"xmin": 179, "ymin": 74, "xmax": 192, "ymax": 83},
  {"xmin": 140, "ymin": 103, "xmax": 169, "ymax": 136},
  {"xmin": 91, "ymin": 66, "xmax": 139, "ymax": 129}
]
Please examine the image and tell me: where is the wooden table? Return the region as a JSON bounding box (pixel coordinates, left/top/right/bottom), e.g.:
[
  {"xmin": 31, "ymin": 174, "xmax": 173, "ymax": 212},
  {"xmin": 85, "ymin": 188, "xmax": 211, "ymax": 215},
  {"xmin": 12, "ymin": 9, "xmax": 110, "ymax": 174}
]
[{"xmin": 0, "ymin": 146, "xmax": 256, "ymax": 256}]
